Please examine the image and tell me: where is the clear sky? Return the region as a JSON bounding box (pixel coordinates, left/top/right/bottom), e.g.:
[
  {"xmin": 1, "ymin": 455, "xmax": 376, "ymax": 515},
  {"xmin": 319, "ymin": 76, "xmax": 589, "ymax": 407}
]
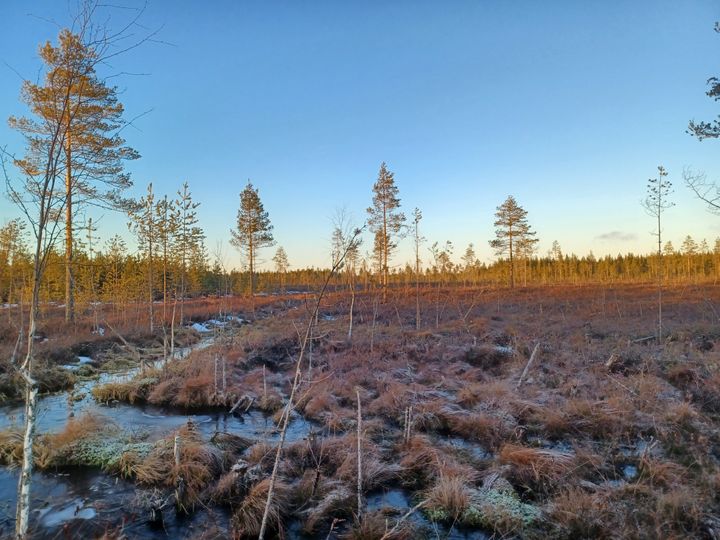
[{"xmin": 1, "ymin": 1, "xmax": 719, "ymax": 270}]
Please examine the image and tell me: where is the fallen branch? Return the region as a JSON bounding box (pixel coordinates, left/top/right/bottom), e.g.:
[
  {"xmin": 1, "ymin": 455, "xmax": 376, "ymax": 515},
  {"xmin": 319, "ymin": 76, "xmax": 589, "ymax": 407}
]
[
  {"xmin": 630, "ymin": 335, "xmax": 655, "ymax": 344},
  {"xmin": 380, "ymin": 500, "xmax": 427, "ymax": 540},
  {"xmin": 516, "ymin": 343, "xmax": 541, "ymax": 389},
  {"xmin": 229, "ymin": 395, "xmax": 253, "ymax": 415},
  {"xmin": 104, "ymin": 320, "xmax": 142, "ymax": 362}
]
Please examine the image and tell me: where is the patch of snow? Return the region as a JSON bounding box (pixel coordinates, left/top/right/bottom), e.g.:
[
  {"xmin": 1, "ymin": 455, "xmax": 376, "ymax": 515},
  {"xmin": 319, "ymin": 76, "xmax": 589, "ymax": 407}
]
[
  {"xmin": 77, "ymin": 356, "xmax": 93, "ymax": 365},
  {"xmin": 92, "ymin": 326, "xmax": 105, "ymax": 336},
  {"xmin": 38, "ymin": 498, "xmax": 96, "ymax": 527},
  {"xmin": 191, "ymin": 322, "xmax": 211, "ymax": 333},
  {"xmin": 494, "ymin": 345, "xmax": 514, "ymax": 355}
]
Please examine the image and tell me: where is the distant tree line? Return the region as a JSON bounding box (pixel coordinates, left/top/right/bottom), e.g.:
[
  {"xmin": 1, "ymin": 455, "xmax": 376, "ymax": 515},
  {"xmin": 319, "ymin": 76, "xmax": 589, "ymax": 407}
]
[{"xmin": 2, "ymin": 218, "xmax": 718, "ymax": 311}]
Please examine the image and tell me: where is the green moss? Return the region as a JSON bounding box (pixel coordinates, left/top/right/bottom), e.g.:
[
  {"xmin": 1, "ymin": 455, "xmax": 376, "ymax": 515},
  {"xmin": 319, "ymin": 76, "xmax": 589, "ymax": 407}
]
[
  {"xmin": 34, "ymin": 367, "xmax": 76, "ymax": 393},
  {"xmin": 462, "ymin": 488, "xmax": 542, "ymax": 531},
  {"xmin": 425, "ymin": 507, "xmax": 452, "ymax": 522},
  {"xmin": 101, "ymin": 357, "xmax": 138, "ymax": 371},
  {"xmin": 58, "ymin": 437, "xmax": 153, "ymax": 470},
  {"xmin": 134, "ymin": 377, "xmax": 159, "ymax": 388},
  {"xmin": 75, "ymin": 364, "xmax": 97, "ymax": 377}
]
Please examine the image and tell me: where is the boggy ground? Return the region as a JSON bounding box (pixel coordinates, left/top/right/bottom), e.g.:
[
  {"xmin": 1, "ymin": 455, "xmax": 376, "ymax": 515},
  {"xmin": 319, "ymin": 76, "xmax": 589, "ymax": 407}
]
[
  {"xmin": 4, "ymin": 283, "xmax": 720, "ymax": 539},
  {"xmin": 0, "ymin": 296, "xmax": 282, "ymax": 401}
]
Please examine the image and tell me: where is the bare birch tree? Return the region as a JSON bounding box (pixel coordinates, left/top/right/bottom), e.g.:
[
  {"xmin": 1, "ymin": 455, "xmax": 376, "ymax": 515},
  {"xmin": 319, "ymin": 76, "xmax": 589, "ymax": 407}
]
[{"xmin": 2, "ymin": 4, "xmax": 152, "ymax": 533}]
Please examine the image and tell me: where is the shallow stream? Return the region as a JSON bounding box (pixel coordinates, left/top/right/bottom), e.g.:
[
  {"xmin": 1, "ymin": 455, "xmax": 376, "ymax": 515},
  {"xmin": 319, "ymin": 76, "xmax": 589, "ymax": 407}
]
[{"xmin": 0, "ymin": 323, "xmax": 313, "ymax": 538}]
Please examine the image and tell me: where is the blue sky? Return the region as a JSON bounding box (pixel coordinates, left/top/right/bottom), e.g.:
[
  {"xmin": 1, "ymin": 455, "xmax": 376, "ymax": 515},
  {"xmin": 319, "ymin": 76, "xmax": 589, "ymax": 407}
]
[{"xmin": 1, "ymin": 1, "xmax": 719, "ymax": 270}]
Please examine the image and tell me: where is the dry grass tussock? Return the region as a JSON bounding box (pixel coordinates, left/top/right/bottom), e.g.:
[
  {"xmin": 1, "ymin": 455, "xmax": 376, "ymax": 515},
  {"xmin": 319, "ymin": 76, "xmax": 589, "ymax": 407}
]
[
  {"xmin": 424, "ymin": 474, "xmax": 471, "ymax": 522},
  {"xmin": 341, "ymin": 511, "xmax": 414, "ymax": 540},
  {"xmin": 231, "ymin": 478, "xmax": 290, "ymax": 538},
  {"xmin": 499, "ymin": 444, "xmax": 577, "ymax": 493},
  {"xmin": 0, "ymin": 428, "xmax": 23, "ymax": 465},
  {"xmin": 129, "ymin": 422, "xmax": 223, "ymax": 510},
  {"xmin": 398, "ymin": 435, "xmax": 477, "ymax": 488}
]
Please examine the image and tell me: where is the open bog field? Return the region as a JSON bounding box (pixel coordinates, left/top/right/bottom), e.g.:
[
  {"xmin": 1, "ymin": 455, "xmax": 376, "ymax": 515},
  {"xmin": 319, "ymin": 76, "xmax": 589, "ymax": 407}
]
[{"xmin": 0, "ymin": 283, "xmax": 718, "ymax": 539}]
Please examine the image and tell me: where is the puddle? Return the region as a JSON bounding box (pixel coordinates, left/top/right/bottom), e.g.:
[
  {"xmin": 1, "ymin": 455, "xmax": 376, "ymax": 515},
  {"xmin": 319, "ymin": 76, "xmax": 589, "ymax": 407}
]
[
  {"xmin": 367, "ymin": 488, "xmax": 412, "ymax": 511},
  {"xmin": 622, "ymin": 464, "xmax": 638, "ymax": 480},
  {"xmin": 443, "ymin": 437, "xmax": 492, "ymax": 460}
]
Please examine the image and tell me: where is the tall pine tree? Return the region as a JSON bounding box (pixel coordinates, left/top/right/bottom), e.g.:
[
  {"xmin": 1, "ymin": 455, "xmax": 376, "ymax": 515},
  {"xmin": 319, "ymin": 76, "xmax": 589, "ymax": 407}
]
[
  {"xmin": 231, "ymin": 182, "xmax": 274, "ymax": 302},
  {"xmin": 9, "ymin": 29, "xmax": 138, "ymax": 323},
  {"xmin": 489, "ymin": 195, "xmax": 538, "ymax": 288},
  {"xmin": 175, "ymin": 182, "xmax": 203, "ymax": 323},
  {"xmin": 367, "ymin": 162, "xmax": 405, "ymax": 300}
]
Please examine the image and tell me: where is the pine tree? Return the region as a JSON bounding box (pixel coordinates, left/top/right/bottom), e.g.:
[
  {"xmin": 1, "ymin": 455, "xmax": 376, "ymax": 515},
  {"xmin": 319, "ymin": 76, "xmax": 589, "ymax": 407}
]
[
  {"xmin": 104, "ymin": 234, "xmax": 127, "ymax": 315},
  {"xmin": 489, "ymin": 195, "xmax": 538, "ymax": 288},
  {"xmin": 129, "ymin": 183, "xmax": 158, "ymax": 332},
  {"xmin": 681, "ymin": 235, "xmax": 698, "ymax": 278},
  {"xmin": 156, "ymin": 195, "xmax": 179, "ymax": 321},
  {"xmin": 272, "ymin": 246, "xmax": 289, "ymax": 292},
  {"xmin": 9, "ymin": 29, "xmax": 138, "ymax": 323},
  {"xmin": 187, "ymin": 238, "xmax": 208, "ymax": 295},
  {"xmin": 461, "ymin": 243, "xmax": 477, "ymax": 270},
  {"xmin": 0, "ymin": 220, "xmax": 27, "ymax": 305},
  {"xmin": 689, "ymin": 22, "xmax": 720, "ymax": 141},
  {"xmin": 411, "ymin": 208, "xmax": 424, "ymax": 329},
  {"xmin": 367, "ymin": 162, "xmax": 405, "ymax": 300},
  {"xmin": 175, "ymin": 182, "xmax": 203, "ymax": 322},
  {"xmin": 550, "ymin": 240, "xmax": 563, "ymax": 281},
  {"xmin": 461, "ymin": 243, "xmax": 478, "ymax": 286},
  {"xmin": 231, "ymin": 182, "xmax": 274, "ymax": 301},
  {"xmin": 516, "ymin": 235, "xmax": 538, "ymax": 287}
]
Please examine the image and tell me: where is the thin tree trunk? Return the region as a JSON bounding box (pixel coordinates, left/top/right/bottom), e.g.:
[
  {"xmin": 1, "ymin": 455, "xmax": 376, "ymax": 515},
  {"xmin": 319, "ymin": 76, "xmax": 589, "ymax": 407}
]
[
  {"xmin": 356, "ymin": 387, "xmax": 363, "ymax": 521},
  {"xmin": 249, "ymin": 238, "xmax": 255, "ymax": 313},
  {"xmin": 148, "ymin": 233, "xmax": 154, "ymax": 333},
  {"xmin": 64, "ymin": 127, "xmax": 74, "ymax": 323},
  {"xmin": 382, "ymin": 197, "xmax": 388, "ymax": 303},
  {"xmin": 15, "ymin": 381, "xmax": 37, "ymax": 540},
  {"xmin": 348, "ymin": 283, "xmax": 355, "ymax": 341},
  {"xmin": 509, "ymin": 234, "xmax": 514, "ymax": 289},
  {"xmin": 415, "ymin": 246, "xmax": 421, "ymax": 330},
  {"xmin": 16, "ymin": 227, "xmax": 44, "ymax": 539},
  {"xmin": 657, "ymin": 212, "xmax": 663, "ymax": 343},
  {"xmin": 170, "ymin": 297, "xmax": 177, "ymax": 362},
  {"xmin": 258, "ymin": 230, "xmax": 361, "ymax": 540}
]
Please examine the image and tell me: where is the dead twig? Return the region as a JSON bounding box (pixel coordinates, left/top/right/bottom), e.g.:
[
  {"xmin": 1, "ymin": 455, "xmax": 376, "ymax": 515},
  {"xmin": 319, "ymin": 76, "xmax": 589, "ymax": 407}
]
[
  {"xmin": 516, "ymin": 342, "xmax": 541, "ymax": 389},
  {"xmin": 379, "ymin": 500, "xmax": 427, "ymax": 539}
]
